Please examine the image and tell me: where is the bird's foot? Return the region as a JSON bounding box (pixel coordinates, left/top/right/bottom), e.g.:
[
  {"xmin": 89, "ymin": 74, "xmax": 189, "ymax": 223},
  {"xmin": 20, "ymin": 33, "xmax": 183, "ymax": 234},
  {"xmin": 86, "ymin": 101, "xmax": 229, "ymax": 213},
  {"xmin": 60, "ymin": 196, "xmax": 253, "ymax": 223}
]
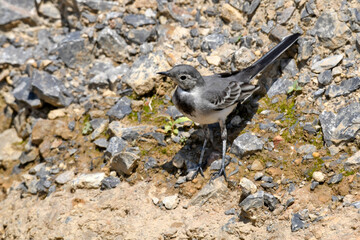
[
  {"xmin": 211, "ymin": 166, "xmax": 227, "ymax": 182},
  {"xmin": 188, "ymin": 164, "xmax": 205, "ymax": 180}
]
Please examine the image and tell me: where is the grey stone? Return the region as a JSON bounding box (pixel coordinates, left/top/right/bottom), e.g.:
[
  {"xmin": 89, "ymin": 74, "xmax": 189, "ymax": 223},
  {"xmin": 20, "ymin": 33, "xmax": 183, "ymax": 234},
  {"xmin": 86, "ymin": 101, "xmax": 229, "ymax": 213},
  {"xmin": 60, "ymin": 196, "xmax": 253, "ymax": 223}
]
[
  {"xmin": 201, "ymin": 34, "xmax": 225, "ymax": 52},
  {"xmin": 123, "ymin": 14, "xmax": 155, "ymax": 28},
  {"xmin": 126, "ymin": 29, "xmax": 154, "ymax": 45},
  {"xmin": 186, "ymin": 178, "xmax": 227, "ymax": 207},
  {"xmin": 82, "ymin": 0, "xmax": 118, "ymax": 11},
  {"xmin": 105, "ymin": 136, "xmax": 127, "ymax": 158},
  {"xmin": 106, "ymin": 97, "xmax": 132, "ymax": 120},
  {"xmin": 254, "ymin": 172, "xmax": 264, "ymax": 181},
  {"xmin": 291, "ymin": 213, "xmax": 306, "ymax": 232},
  {"xmin": 270, "ymin": 25, "xmax": 290, "ymax": 41},
  {"xmin": 31, "ymin": 70, "xmax": 73, "ymax": 107},
  {"xmin": 344, "ymin": 151, "xmax": 360, "ymax": 170},
  {"xmin": 12, "ymin": 77, "xmax": 42, "ymax": 108},
  {"xmin": 264, "ymin": 192, "xmax": 279, "ymax": 211},
  {"xmin": 166, "ymin": 106, "xmax": 184, "ymax": 119},
  {"xmin": 311, "ymin": 55, "xmax": 343, "ymax": 73},
  {"xmin": 356, "ymin": 34, "xmax": 360, "ymax": 52},
  {"xmin": 0, "ymin": 45, "xmax": 33, "ymax": 65},
  {"xmin": 144, "ymin": 157, "xmax": 157, "ymax": 170},
  {"xmin": 313, "ymin": 89, "xmax": 325, "ymax": 98},
  {"xmin": 233, "ymin": 47, "xmax": 255, "ymax": 69},
  {"xmin": 0, "ymin": 0, "xmax": 35, "ymax": 26},
  {"xmin": 101, "ymin": 176, "xmax": 120, "ymax": 190},
  {"xmin": 90, "ymin": 119, "xmax": 109, "ymax": 140},
  {"xmin": 261, "ymin": 20, "xmax": 275, "ymax": 34},
  {"xmin": 240, "ymin": 191, "xmax": 265, "ymax": 211},
  {"xmin": 55, "ymin": 170, "xmax": 75, "ymax": 185},
  {"xmin": 142, "ymin": 132, "xmax": 166, "ymax": 146},
  {"xmin": 230, "ymin": 132, "xmax": 264, "ymax": 157},
  {"xmin": 261, "ymin": 182, "xmax": 277, "ymax": 189},
  {"xmin": 298, "ymin": 37, "xmax": 315, "ymax": 61},
  {"xmin": 110, "ymin": 152, "xmax": 139, "ymax": 175},
  {"xmin": 89, "ymin": 72, "xmax": 109, "ymax": 89},
  {"xmin": 320, "ymin": 103, "xmax": 360, "ymax": 146},
  {"xmin": 318, "ymin": 70, "xmax": 332, "ymax": 85},
  {"xmin": 298, "ymin": 73, "xmax": 311, "ymax": 86},
  {"xmin": 281, "ymin": 59, "xmax": 298, "ymax": 77},
  {"xmin": 267, "ymin": 78, "xmax": 293, "ymax": 98},
  {"xmin": 94, "ymin": 138, "xmax": 108, "ymax": 148},
  {"xmin": 97, "ymin": 27, "xmax": 128, "ymax": 63},
  {"xmin": 300, "ymin": 0, "xmax": 316, "ymax": 19},
  {"xmin": 325, "ymin": 77, "xmax": 360, "ymax": 98},
  {"xmin": 310, "ymin": 181, "xmax": 319, "ymax": 191},
  {"xmin": 261, "ymin": 176, "xmax": 273, "ymax": 183},
  {"xmin": 328, "ymin": 173, "xmax": 343, "ymax": 184},
  {"xmin": 123, "ymin": 51, "xmax": 170, "ymax": 96},
  {"xmin": 351, "ymin": 201, "xmax": 360, "ymax": 209},
  {"xmin": 311, "ymin": 11, "xmax": 351, "ymax": 49},
  {"xmin": 277, "ymin": 7, "xmax": 295, "ymax": 25},
  {"xmin": 297, "ymin": 144, "xmax": 317, "ymax": 155},
  {"xmin": 53, "ymin": 31, "xmax": 91, "ymax": 68},
  {"xmin": 140, "ymin": 43, "xmax": 153, "ymax": 55},
  {"xmin": 19, "ymin": 148, "xmax": 38, "ymax": 165},
  {"xmin": 225, "ymin": 208, "xmax": 236, "ymax": 215},
  {"xmin": 246, "ymin": 0, "xmax": 260, "ymax": 15}
]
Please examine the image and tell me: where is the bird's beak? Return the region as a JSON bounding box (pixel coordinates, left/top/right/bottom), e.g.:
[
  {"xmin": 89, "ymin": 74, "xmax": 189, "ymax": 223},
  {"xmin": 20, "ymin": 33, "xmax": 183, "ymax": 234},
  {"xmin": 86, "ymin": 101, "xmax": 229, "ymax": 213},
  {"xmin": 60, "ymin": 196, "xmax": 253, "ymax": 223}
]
[{"xmin": 157, "ymin": 71, "xmax": 170, "ymax": 76}]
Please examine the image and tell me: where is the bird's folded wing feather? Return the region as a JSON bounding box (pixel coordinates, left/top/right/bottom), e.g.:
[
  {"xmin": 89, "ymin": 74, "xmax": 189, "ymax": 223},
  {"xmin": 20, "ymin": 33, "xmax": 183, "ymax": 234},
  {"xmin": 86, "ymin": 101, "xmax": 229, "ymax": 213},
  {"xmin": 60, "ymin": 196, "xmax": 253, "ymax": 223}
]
[{"xmin": 203, "ymin": 81, "xmax": 258, "ymax": 110}]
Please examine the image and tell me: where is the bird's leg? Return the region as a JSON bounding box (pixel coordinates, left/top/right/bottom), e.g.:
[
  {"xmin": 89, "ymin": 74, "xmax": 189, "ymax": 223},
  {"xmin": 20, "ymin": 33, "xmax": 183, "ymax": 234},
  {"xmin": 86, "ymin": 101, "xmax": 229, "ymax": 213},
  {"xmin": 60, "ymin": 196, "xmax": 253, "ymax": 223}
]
[
  {"xmin": 191, "ymin": 125, "xmax": 209, "ymax": 179},
  {"xmin": 211, "ymin": 119, "xmax": 228, "ymax": 181}
]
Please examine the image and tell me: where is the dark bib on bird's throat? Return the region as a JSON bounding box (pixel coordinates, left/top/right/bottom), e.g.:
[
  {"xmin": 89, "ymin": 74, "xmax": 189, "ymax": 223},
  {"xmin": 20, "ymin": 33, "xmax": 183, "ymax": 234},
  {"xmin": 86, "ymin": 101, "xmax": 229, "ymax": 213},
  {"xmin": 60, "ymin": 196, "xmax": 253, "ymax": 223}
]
[{"xmin": 172, "ymin": 87, "xmax": 195, "ymax": 117}]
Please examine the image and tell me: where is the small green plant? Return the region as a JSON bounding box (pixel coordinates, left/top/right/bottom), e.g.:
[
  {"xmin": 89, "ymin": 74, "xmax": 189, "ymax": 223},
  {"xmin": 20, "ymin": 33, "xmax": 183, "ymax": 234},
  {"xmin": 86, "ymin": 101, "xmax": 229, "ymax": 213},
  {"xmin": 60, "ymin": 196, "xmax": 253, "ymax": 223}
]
[
  {"xmin": 164, "ymin": 116, "xmax": 192, "ymax": 136},
  {"xmin": 82, "ymin": 115, "xmax": 93, "ymax": 135},
  {"xmin": 287, "ymin": 80, "xmax": 302, "ymax": 95}
]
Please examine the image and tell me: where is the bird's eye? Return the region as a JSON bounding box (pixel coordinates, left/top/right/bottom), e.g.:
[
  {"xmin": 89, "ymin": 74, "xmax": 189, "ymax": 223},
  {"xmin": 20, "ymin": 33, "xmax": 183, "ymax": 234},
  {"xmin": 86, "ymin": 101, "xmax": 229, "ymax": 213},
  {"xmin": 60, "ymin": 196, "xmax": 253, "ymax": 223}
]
[{"xmin": 180, "ymin": 75, "xmax": 187, "ymax": 80}]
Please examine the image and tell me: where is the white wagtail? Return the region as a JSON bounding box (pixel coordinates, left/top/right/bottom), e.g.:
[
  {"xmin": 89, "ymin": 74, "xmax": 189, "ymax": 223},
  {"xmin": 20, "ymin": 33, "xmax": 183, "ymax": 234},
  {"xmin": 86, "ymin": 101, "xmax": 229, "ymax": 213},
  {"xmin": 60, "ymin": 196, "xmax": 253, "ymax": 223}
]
[{"xmin": 158, "ymin": 33, "xmax": 300, "ymax": 181}]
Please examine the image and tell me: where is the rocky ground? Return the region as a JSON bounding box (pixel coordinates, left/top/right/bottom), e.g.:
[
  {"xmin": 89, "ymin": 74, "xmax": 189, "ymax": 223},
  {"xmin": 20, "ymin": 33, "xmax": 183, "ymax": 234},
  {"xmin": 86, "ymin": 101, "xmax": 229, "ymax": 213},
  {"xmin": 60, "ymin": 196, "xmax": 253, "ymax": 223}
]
[{"xmin": 0, "ymin": 0, "xmax": 360, "ymax": 239}]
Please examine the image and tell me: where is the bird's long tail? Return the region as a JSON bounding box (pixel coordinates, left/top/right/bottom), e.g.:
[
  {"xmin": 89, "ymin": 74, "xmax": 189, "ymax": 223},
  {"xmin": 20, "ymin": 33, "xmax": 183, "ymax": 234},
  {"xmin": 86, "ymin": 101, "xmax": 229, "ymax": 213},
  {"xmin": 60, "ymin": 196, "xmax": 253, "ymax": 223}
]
[{"xmin": 236, "ymin": 33, "xmax": 301, "ymax": 82}]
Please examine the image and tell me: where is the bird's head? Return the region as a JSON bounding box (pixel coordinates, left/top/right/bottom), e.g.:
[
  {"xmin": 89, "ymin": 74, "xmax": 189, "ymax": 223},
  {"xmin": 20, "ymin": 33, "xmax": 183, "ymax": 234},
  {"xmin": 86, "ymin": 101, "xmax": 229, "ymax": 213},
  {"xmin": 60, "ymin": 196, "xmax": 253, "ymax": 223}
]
[{"xmin": 157, "ymin": 64, "xmax": 204, "ymax": 90}]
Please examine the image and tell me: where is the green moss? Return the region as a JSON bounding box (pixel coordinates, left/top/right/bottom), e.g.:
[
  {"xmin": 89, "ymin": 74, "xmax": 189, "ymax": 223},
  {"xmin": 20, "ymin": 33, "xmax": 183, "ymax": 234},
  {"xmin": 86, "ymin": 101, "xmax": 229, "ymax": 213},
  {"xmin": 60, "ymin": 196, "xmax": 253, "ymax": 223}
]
[
  {"xmin": 82, "ymin": 114, "xmax": 93, "ymax": 135},
  {"xmin": 305, "ymin": 158, "xmax": 324, "ymax": 180}
]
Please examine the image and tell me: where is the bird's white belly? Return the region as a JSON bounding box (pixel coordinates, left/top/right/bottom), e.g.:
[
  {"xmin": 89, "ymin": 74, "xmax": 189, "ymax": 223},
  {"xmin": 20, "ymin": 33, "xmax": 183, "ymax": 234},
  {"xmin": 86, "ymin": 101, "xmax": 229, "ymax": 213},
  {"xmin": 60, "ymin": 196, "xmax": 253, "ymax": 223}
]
[{"xmin": 184, "ymin": 104, "xmax": 237, "ymax": 125}]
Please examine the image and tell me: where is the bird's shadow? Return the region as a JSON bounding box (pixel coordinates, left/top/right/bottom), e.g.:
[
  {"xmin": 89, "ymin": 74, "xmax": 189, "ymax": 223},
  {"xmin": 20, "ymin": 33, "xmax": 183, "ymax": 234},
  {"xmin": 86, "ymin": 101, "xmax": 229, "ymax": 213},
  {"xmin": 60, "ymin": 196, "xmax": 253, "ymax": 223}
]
[{"xmin": 162, "ymin": 46, "xmax": 300, "ymax": 176}]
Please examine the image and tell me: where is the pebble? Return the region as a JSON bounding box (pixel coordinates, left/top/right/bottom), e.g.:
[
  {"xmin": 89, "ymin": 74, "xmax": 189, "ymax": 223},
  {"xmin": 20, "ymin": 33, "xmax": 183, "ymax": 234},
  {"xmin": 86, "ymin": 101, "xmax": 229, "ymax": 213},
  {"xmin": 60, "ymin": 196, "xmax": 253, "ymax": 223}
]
[
  {"xmin": 162, "ymin": 194, "xmax": 179, "ymax": 210},
  {"xmin": 55, "ymin": 170, "xmax": 75, "ymax": 185},
  {"xmin": 72, "ymin": 172, "xmax": 106, "ymax": 189},
  {"xmin": 312, "ymin": 171, "xmax": 325, "ymax": 182}
]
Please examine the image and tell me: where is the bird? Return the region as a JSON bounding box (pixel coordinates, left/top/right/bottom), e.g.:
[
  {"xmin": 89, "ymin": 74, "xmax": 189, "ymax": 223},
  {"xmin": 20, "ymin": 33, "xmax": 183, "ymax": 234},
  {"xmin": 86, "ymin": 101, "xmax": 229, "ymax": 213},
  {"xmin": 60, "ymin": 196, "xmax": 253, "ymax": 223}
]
[{"xmin": 158, "ymin": 33, "xmax": 300, "ymax": 181}]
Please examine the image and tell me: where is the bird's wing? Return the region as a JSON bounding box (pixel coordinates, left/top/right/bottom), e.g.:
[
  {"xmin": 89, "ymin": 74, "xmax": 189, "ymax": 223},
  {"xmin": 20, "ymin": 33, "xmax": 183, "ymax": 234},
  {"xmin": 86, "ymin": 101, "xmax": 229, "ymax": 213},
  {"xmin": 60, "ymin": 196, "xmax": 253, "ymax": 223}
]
[{"xmin": 203, "ymin": 81, "xmax": 258, "ymax": 110}]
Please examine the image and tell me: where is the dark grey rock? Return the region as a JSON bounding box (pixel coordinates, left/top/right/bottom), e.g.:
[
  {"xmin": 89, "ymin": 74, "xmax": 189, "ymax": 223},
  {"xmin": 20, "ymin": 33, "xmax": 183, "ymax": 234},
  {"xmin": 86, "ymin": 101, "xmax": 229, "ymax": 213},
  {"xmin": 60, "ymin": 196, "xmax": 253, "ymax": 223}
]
[
  {"xmin": 351, "ymin": 201, "xmax": 360, "ymax": 209},
  {"xmin": 285, "ymin": 198, "xmax": 295, "ymax": 209},
  {"xmin": 94, "ymin": 138, "xmax": 108, "ymax": 149},
  {"xmin": 356, "ymin": 34, "xmax": 360, "ymax": 52},
  {"xmin": 261, "ymin": 20, "xmax": 275, "ymax": 34},
  {"xmin": 31, "ymin": 70, "xmax": 73, "ymax": 107},
  {"xmin": 261, "ymin": 182, "xmax": 277, "ymax": 189},
  {"xmin": 166, "ymin": 106, "xmax": 183, "ymax": 119},
  {"xmin": 142, "ymin": 132, "xmax": 166, "ymax": 146},
  {"xmin": 106, "ymin": 97, "xmax": 132, "ymax": 120},
  {"xmin": 121, "ymin": 128, "xmax": 140, "ymax": 141},
  {"xmin": 310, "ymin": 181, "xmax": 319, "ymax": 191},
  {"xmin": 297, "ymin": 144, "xmax": 316, "ymax": 155},
  {"xmin": 97, "ymin": 27, "xmax": 128, "ymax": 62},
  {"xmin": 298, "ymin": 73, "xmax": 311, "ymax": 86},
  {"xmin": 82, "ymin": 0, "xmax": 118, "ymax": 11},
  {"xmin": 264, "ymin": 192, "xmax": 279, "ymax": 211},
  {"xmin": 68, "ymin": 121, "xmax": 75, "ymax": 131},
  {"xmin": 53, "ymin": 31, "xmax": 91, "ymax": 68},
  {"xmin": 281, "ymin": 59, "xmax": 298, "ymax": 77},
  {"xmin": 230, "ymin": 132, "xmax": 264, "ymax": 157},
  {"xmin": 0, "ymin": 0, "xmax": 35, "ymax": 26},
  {"xmin": 320, "ymin": 102, "xmax": 360, "ymax": 146},
  {"xmin": 125, "ymin": 29, "xmax": 154, "ymax": 45},
  {"xmin": 190, "ymin": 28, "xmax": 199, "ymax": 37},
  {"xmin": 261, "ymin": 176, "xmax": 273, "ymax": 183},
  {"xmin": 123, "ymin": 14, "xmax": 155, "ymax": 28},
  {"xmin": 0, "ymin": 45, "xmax": 33, "ymax": 65},
  {"xmin": 318, "ymin": 70, "xmax": 332, "ymax": 85},
  {"xmin": 224, "ymin": 208, "xmax": 236, "ymax": 215},
  {"xmin": 246, "ymin": 0, "xmax": 261, "ymax": 15},
  {"xmin": 344, "ymin": 151, "xmax": 360, "ymax": 170},
  {"xmin": 144, "ymin": 157, "xmax": 158, "ymax": 170},
  {"xmin": 101, "ymin": 176, "xmax": 120, "ymax": 190},
  {"xmin": 201, "ymin": 34, "xmax": 225, "ymax": 52},
  {"xmin": 328, "ymin": 173, "xmax": 343, "ymax": 184},
  {"xmin": 298, "ymin": 37, "xmax": 315, "ymax": 61},
  {"xmin": 311, "ymin": 12, "xmax": 351, "ymax": 49},
  {"xmin": 12, "ymin": 77, "xmax": 42, "ymax": 108},
  {"xmin": 300, "ymin": 0, "xmax": 316, "ymax": 19},
  {"xmin": 313, "ymin": 89, "xmax": 325, "ymax": 98},
  {"xmin": 89, "ymin": 72, "xmax": 108, "ymax": 89},
  {"xmin": 110, "ymin": 152, "xmax": 139, "ymax": 175},
  {"xmin": 82, "ymin": 12, "xmax": 97, "ymax": 23},
  {"xmin": 291, "ymin": 213, "xmax": 306, "ymax": 232},
  {"xmin": 267, "ymin": 78, "xmax": 293, "ymax": 98},
  {"xmin": 239, "ymin": 191, "xmax": 265, "ymax": 211},
  {"xmin": 325, "ymin": 77, "xmax": 360, "ymax": 98},
  {"xmin": 277, "ymin": 6, "xmax": 295, "ymax": 25},
  {"xmin": 303, "ymin": 124, "xmax": 317, "ymax": 135},
  {"xmin": 105, "ymin": 136, "xmax": 127, "ymax": 158},
  {"xmin": 270, "ymin": 25, "xmax": 290, "ymax": 41}
]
